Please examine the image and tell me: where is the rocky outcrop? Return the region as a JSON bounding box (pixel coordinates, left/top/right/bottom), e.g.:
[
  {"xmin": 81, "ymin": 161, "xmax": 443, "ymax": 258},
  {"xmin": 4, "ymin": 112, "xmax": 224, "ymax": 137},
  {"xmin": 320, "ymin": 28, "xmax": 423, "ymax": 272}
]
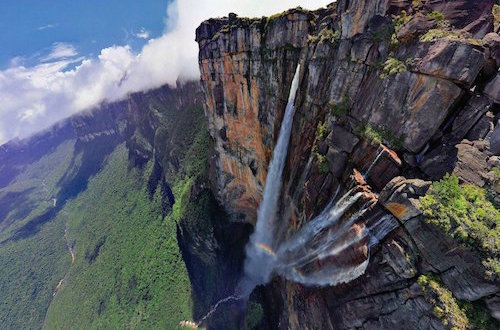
[{"xmin": 197, "ymin": 0, "xmax": 499, "ymax": 328}]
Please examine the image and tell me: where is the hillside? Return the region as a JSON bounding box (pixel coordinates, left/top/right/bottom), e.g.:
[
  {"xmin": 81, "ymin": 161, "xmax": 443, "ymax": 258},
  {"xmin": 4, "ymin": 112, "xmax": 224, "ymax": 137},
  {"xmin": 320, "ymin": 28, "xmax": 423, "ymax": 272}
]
[{"xmin": 0, "ymin": 83, "xmax": 248, "ymax": 329}]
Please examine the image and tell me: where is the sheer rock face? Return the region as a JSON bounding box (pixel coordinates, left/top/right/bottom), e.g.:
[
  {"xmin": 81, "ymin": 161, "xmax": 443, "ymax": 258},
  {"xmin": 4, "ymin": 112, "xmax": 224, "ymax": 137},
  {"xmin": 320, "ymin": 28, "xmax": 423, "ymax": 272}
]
[
  {"xmin": 197, "ymin": 0, "xmax": 499, "ymax": 328},
  {"xmin": 197, "ymin": 9, "xmax": 313, "ymax": 221}
]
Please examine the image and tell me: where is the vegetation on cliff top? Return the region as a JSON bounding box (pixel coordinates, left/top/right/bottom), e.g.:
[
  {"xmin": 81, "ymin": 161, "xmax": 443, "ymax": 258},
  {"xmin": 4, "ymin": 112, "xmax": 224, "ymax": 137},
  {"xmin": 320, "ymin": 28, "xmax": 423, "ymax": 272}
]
[
  {"xmin": 420, "ymin": 174, "xmax": 500, "ymax": 280},
  {"xmin": 417, "ymin": 274, "xmax": 497, "ymax": 330},
  {"xmin": 355, "ymin": 122, "xmax": 405, "ymax": 150}
]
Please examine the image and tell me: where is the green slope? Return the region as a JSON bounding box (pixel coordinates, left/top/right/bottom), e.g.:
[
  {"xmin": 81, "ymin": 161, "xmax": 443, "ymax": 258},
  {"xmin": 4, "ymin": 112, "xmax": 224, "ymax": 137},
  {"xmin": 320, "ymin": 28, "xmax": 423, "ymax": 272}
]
[
  {"xmin": 43, "ymin": 143, "xmax": 193, "ymax": 329},
  {"xmin": 0, "ymin": 84, "xmax": 216, "ymax": 329},
  {"xmin": 0, "ymin": 140, "xmax": 76, "ymax": 329}
]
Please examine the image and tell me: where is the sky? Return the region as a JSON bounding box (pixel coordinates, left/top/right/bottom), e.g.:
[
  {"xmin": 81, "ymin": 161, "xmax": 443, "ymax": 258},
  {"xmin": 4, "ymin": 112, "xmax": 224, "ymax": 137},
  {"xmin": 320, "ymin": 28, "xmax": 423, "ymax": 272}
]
[{"xmin": 0, "ymin": 0, "xmax": 331, "ymax": 144}]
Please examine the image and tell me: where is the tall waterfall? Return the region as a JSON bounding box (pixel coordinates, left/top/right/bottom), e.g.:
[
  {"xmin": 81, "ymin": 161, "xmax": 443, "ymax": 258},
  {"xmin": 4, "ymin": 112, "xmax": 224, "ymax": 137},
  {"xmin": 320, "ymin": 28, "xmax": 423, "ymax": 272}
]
[
  {"xmin": 193, "ymin": 64, "xmax": 399, "ymax": 326},
  {"xmin": 237, "ymin": 64, "xmax": 301, "ymax": 297}
]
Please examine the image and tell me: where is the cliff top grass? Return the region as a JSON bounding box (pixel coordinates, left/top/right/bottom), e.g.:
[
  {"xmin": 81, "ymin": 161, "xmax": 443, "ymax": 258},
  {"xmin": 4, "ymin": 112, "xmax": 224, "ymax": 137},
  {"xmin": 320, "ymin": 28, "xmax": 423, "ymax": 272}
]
[
  {"xmin": 391, "ymin": 8, "xmax": 482, "ymax": 46},
  {"xmin": 355, "ymin": 122, "xmax": 405, "ymax": 150},
  {"xmin": 420, "ymin": 174, "xmax": 499, "ymax": 280}
]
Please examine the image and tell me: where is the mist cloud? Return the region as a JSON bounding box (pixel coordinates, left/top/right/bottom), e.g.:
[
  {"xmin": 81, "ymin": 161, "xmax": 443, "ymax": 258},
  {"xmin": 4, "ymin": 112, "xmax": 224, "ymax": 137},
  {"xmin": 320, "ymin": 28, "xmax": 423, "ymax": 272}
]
[{"xmin": 0, "ymin": 0, "xmax": 331, "ymax": 144}]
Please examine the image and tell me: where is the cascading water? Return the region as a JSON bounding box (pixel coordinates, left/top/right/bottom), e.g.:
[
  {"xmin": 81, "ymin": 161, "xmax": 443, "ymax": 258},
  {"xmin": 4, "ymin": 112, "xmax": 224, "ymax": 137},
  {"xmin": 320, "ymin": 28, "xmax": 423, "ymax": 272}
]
[
  {"xmin": 191, "ymin": 65, "xmax": 399, "ymax": 326},
  {"xmin": 363, "ymin": 148, "xmax": 384, "ymax": 179},
  {"xmin": 236, "ymin": 63, "xmax": 302, "ymax": 297}
]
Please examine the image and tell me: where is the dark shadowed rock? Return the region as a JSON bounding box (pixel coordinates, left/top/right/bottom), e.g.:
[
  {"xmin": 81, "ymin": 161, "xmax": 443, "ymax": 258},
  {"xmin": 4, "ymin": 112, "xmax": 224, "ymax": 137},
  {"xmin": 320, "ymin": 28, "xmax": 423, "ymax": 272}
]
[
  {"xmin": 490, "ymin": 125, "xmax": 500, "ymax": 155},
  {"xmin": 483, "ymin": 32, "xmax": 500, "ymax": 67},
  {"xmin": 467, "ymin": 111, "xmax": 495, "ymax": 141},
  {"xmin": 486, "ymin": 294, "xmax": 500, "ymax": 322},
  {"xmin": 326, "ymin": 125, "xmax": 359, "ymax": 153},
  {"xmin": 405, "ymin": 216, "xmax": 499, "ymax": 301},
  {"xmin": 450, "ymin": 94, "xmax": 493, "ymax": 142},
  {"xmin": 484, "ymin": 73, "xmax": 500, "ymax": 104},
  {"xmin": 325, "ymin": 148, "xmax": 347, "ymax": 177},
  {"xmin": 420, "ymin": 144, "xmax": 458, "ymax": 180}
]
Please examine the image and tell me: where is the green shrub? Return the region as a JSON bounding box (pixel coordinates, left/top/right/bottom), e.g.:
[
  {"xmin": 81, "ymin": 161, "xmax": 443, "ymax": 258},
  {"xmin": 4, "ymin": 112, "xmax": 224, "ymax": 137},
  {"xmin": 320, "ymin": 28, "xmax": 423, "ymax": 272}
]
[
  {"xmin": 390, "ymin": 11, "xmax": 412, "ymax": 48},
  {"xmin": 460, "ymin": 300, "xmax": 498, "ymax": 330},
  {"xmin": 381, "ymin": 56, "xmax": 408, "ymax": 78},
  {"xmin": 319, "ymin": 28, "xmax": 340, "ymax": 43},
  {"xmin": 417, "ymin": 274, "xmax": 469, "ymax": 329},
  {"xmin": 417, "ymin": 273, "xmax": 498, "ymax": 329},
  {"xmin": 493, "ymin": 167, "xmax": 500, "ymax": 180},
  {"xmin": 330, "ymin": 95, "xmax": 349, "ymax": 116},
  {"xmin": 420, "ymin": 23, "xmax": 482, "ymax": 45},
  {"xmin": 317, "ymin": 154, "xmax": 330, "ymax": 174},
  {"xmin": 427, "ymin": 11, "xmax": 445, "ymax": 22},
  {"xmin": 420, "ymin": 174, "xmax": 500, "ymax": 280},
  {"xmin": 355, "ymin": 122, "xmax": 404, "ymax": 150},
  {"xmin": 245, "ymin": 302, "xmax": 263, "ymax": 330},
  {"xmin": 316, "ymin": 121, "xmax": 328, "ymax": 140},
  {"xmin": 393, "ymin": 11, "xmax": 412, "ymax": 33}
]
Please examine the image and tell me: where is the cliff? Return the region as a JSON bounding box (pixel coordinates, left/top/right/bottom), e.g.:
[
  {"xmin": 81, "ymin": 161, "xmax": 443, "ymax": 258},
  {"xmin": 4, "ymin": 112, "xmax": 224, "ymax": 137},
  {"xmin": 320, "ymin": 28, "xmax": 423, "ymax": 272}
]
[{"xmin": 197, "ymin": 1, "xmax": 499, "ymax": 329}]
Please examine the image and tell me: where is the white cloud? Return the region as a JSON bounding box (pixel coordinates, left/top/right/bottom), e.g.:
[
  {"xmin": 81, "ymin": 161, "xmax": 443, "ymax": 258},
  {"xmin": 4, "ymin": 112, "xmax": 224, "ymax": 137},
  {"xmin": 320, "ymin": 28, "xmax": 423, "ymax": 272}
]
[
  {"xmin": 0, "ymin": 0, "xmax": 331, "ymax": 144},
  {"xmin": 37, "ymin": 24, "xmax": 57, "ymax": 31},
  {"xmin": 41, "ymin": 42, "xmax": 78, "ymax": 62},
  {"xmin": 136, "ymin": 28, "xmax": 150, "ymax": 40}
]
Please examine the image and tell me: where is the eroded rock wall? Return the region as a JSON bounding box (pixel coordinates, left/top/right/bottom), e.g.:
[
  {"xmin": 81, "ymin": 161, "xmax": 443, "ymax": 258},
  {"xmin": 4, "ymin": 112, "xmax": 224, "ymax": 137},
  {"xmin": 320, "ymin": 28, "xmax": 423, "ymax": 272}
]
[{"xmin": 197, "ymin": 1, "xmax": 499, "ymax": 328}]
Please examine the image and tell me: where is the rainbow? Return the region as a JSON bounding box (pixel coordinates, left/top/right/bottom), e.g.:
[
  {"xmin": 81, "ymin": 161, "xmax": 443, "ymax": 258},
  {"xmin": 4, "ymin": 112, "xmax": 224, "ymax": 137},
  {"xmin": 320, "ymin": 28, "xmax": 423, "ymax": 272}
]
[{"xmin": 255, "ymin": 243, "xmax": 276, "ymax": 257}]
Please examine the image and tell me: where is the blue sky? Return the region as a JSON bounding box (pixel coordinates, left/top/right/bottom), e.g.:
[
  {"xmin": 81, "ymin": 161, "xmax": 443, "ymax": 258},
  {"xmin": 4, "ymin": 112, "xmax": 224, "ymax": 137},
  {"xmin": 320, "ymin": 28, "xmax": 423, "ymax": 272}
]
[
  {"xmin": 0, "ymin": 0, "xmax": 330, "ymax": 144},
  {"xmin": 0, "ymin": 0, "xmax": 169, "ymax": 68}
]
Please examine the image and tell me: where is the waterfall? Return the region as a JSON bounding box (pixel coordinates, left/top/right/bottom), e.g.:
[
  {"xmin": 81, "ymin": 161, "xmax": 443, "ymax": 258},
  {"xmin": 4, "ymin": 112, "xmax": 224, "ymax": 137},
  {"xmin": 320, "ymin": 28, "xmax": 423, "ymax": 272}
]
[
  {"xmin": 237, "ymin": 64, "xmax": 301, "ymax": 297},
  {"xmin": 194, "ymin": 65, "xmax": 399, "ymax": 325},
  {"xmin": 363, "ymin": 148, "xmax": 384, "ymax": 179}
]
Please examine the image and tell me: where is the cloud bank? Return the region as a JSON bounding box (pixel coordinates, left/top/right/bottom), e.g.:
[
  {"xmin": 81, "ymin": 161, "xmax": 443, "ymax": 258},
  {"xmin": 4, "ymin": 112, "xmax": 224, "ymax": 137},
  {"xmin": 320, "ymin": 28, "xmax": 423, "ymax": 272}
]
[{"xmin": 0, "ymin": 0, "xmax": 331, "ymax": 144}]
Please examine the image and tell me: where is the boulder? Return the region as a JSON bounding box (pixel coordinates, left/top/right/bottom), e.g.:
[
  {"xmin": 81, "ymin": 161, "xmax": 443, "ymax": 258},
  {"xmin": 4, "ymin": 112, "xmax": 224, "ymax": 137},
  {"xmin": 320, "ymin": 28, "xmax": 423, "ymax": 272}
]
[
  {"xmin": 396, "ymin": 14, "xmax": 435, "ymax": 42},
  {"xmin": 379, "ymin": 177, "xmax": 431, "ymax": 223},
  {"xmin": 420, "ymin": 144, "xmax": 458, "ymax": 180},
  {"xmin": 382, "ymin": 239, "xmax": 417, "ymax": 279},
  {"xmin": 483, "ymin": 32, "xmax": 500, "ymax": 67},
  {"xmin": 467, "ymin": 111, "xmax": 495, "ymax": 141},
  {"xmin": 453, "ymin": 142, "xmax": 490, "ymax": 186},
  {"xmin": 425, "ymin": 0, "xmax": 495, "ymax": 38},
  {"xmin": 326, "ymin": 125, "xmax": 359, "ymax": 153},
  {"xmin": 352, "ymin": 71, "xmax": 463, "ymax": 153}
]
